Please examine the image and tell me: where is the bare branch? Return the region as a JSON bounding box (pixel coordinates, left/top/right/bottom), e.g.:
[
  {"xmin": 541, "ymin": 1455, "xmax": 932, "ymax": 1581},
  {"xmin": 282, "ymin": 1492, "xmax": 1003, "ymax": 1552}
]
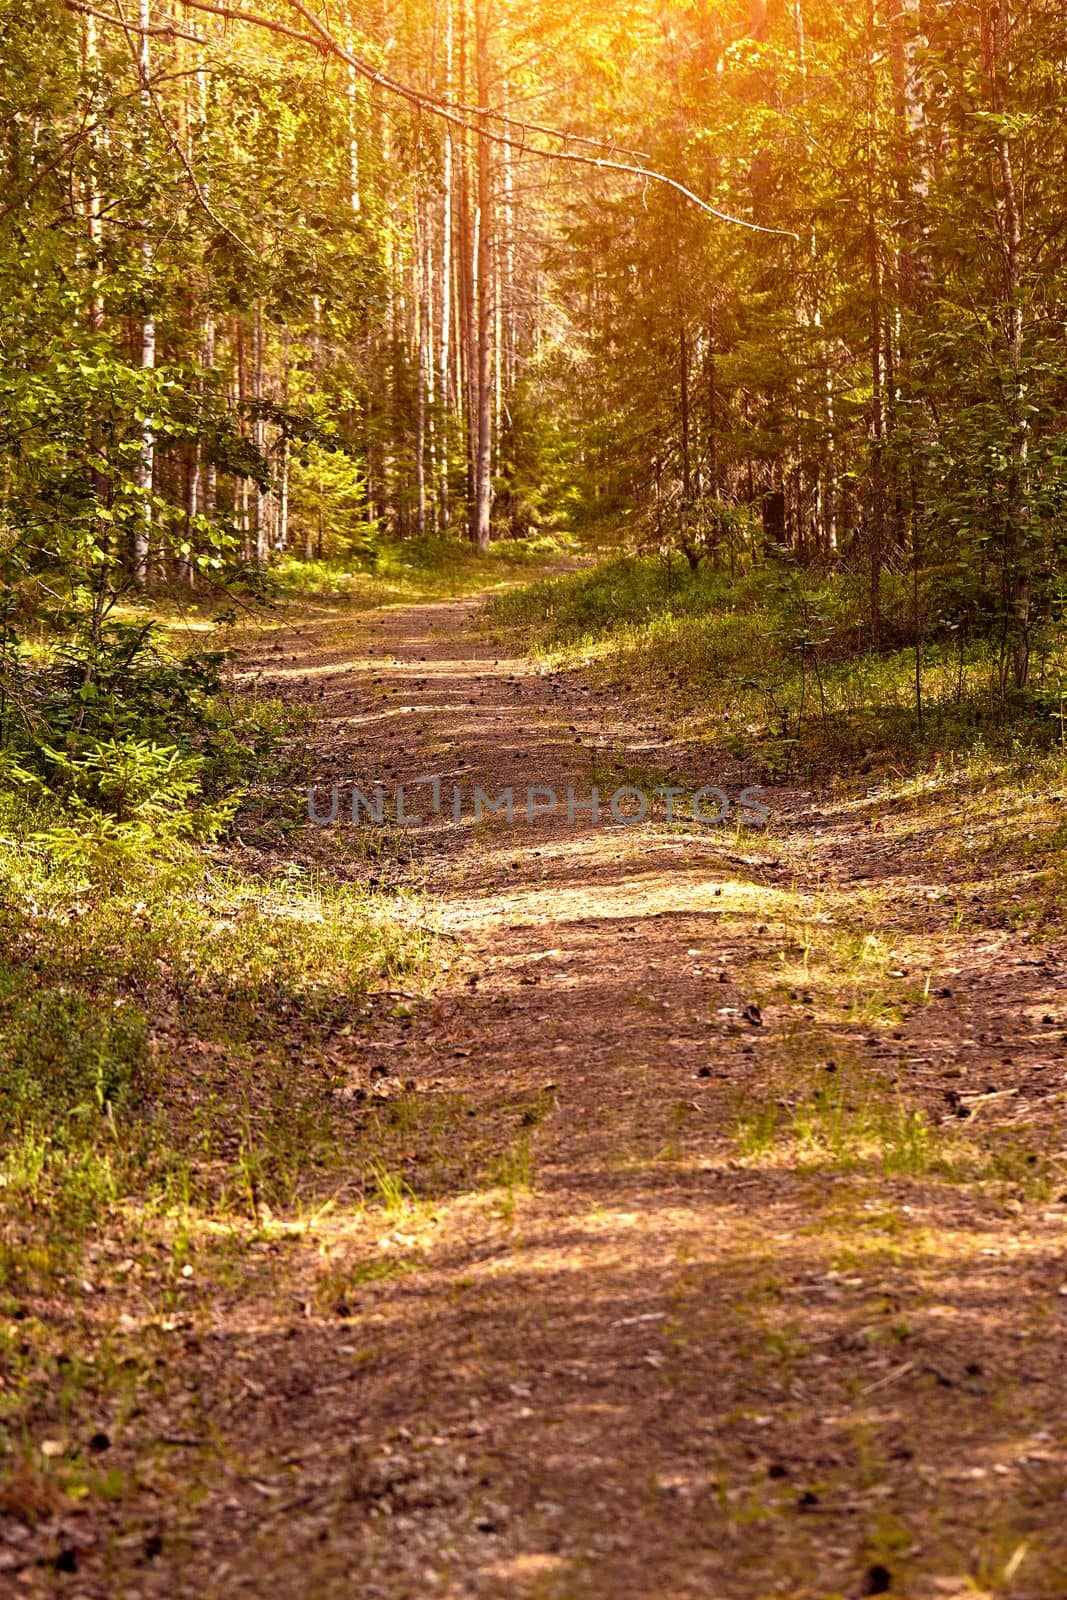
[
  {"xmin": 143, "ymin": 0, "xmax": 329, "ymax": 51},
  {"xmin": 174, "ymin": 0, "xmax": 650, "ymax": 159},
  {"xmin": 283, "ymin": 0, "xmax": 797, "ymax": 236},
  {"xmin": 59, "ymin": 0, "xmax": 799, "ymax": 238},
  {"xmin": 64, "ymin": 0, "xmax": 207, "ymax": 43}
]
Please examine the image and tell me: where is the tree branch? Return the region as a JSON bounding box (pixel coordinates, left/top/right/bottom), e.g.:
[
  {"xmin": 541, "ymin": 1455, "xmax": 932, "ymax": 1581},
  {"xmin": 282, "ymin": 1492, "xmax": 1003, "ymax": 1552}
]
[
  {"xmin": 176, "ymin": 0, "xmax": 650, "ymax": 159},
  {"xmin": 60, "ymin": 0, "xmax": 798, "ymax": 239},
  {"xmin": 64, "ymin": 0, "xmax": 220, "ymax": 48},
  {"xmin": 0, "ymin": 121, "xmax": 95, "ymax": 222},
  {"xmin": 284, "ymin": 0, "xmax": 798, "ymax": 237},
  {"xmin": 108, "ymin": 0, "xmax": 257, "ymax": 255}
]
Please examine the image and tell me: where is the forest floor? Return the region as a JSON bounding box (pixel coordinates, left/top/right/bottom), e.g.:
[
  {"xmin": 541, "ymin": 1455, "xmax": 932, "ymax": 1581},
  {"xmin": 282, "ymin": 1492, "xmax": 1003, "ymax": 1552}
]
[{"xmin": 5, "ymin": 584, "xmax": 1067, "ymax": 1599}]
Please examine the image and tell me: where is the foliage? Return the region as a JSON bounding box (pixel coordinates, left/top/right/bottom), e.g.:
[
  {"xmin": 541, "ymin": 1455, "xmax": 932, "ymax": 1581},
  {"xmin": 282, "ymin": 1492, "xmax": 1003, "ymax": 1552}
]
[
  {"xmin": 490, "ymin": 553, "xmax": 1067, "ymax": 778},
  {"xmin": 4, "ymin": 0, "xmax": 1067, "ymax": 706}
]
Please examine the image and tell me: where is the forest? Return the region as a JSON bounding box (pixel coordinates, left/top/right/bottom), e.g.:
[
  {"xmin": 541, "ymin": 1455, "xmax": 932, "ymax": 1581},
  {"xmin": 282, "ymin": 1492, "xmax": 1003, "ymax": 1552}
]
[{"xmin": 2, "ymin": 0, "xmax": 1067, "ymax": 1595}]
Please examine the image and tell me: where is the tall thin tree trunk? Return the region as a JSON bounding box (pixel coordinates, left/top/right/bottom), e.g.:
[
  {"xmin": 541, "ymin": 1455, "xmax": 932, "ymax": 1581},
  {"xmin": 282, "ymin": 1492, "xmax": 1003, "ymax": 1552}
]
[
  {"xmin": 438, "ymin": 0, "xmax": 453, "ymax": 530},
  {"xmin": 175, "ymin": 30, "xmax": 197, "ymax": 587},
  {"xmin": 501, "ymin": 69, "xmax": 516, "ymax": 399},
  {"xmin": 203, "ymin": 312, "xmax": 216, "ymax": 517},
  {"xmin": 82, "ymin": 12, "xmax": 111, "ymax": 532},
  {"xmin": 277, "ymin": 325, "xmax": 291, "ymax": 552},
  {"xmin": 83, "ymin": 15, "xmax": 104, "ymax": 343},
  {"xmin": 134, "ymin": 0, "xmax": 155, "ymax": 587},
  {"xmin": 988, "ymin": 0, "xmax": 1030, "ymax": 691},
  {"xmin": 493, "ymin": 232, "xmax": 502, "ymax": 477},
  {"xmin": 345, "ymin": 44, "xmax": 362, "ymax": 216},
  {"xmin": 194, "ymin": 45, "xmax": 216, "ymax": 536},
  {"xmin": 456, "ymin": 0, "xmax": 475, "ymax": 531},
  {"xmin": 865, "ymin": 0, "xmax": 886, "ymax": 644},
  {"xmin": 415, "ymin": 193, "xmax": 428, "ymax": 536},
  {"xmin": 278, "ymin": 439, "xmax": 290, "ymax": 552},
  {"xmin": 472, "ymin": 0, "xmax": 493, "ymax": 550},
  {"xmin": 679, "ymin": 317, "xmax": 692, "ymax": 504},
  {"xmin": 235, "ymin": 319, "xmax": 250, "ymax": 561},
  {"xmin": 253, "ymin": 300, "xmax": 268, "ymax": 564},
  {"xmin": 183, "ymin": 449, "xmax": 199, "ymax": 587}
]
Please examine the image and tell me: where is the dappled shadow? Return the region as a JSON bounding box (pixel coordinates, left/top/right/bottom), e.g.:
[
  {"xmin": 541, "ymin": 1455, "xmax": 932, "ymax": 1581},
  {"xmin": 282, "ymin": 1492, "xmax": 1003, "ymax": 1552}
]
[
  {"xmin": 32, "ymin": 1162, "xmax": 1067, "ymax": 1597},
  {"xmin": 11, "ymin": 589, "xmax": 1067, "ymax": 1598}
]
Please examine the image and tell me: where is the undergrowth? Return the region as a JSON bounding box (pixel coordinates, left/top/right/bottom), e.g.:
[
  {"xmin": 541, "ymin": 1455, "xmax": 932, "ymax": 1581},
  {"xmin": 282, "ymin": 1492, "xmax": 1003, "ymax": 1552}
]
[
  {"xmin": 270, "ymin": 530, "xmax": 577, "ymax": 606},
  {"xmin": 487, "ymin": 553, "xmax": 1067, "ymax": 780},
  {"xmin": 0, "ymin": 607, "xmax": 436, "ymax": 1306}
]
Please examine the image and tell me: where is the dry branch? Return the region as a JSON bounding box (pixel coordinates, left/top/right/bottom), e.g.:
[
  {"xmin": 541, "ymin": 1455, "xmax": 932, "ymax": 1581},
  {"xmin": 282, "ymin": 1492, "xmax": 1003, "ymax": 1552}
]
[{"xmin": 59, "ymin": 0, "xmax": 799, "ymax": 239}]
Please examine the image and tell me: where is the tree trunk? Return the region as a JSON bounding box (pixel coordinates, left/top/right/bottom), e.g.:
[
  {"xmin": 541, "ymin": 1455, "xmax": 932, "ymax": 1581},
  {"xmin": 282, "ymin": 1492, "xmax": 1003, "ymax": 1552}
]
[
  {"xmin": 415, "ymin": 193, "xmax": 428, "ymax": 537},
  {"xmin": 278, "ymin": 437, "xmax": 290, "ymax": 552},
  {"xmin": 202, "ymin": 312, "xmax": 217, "ymax": 517},
  {"xmin": 133, "ymin": 0, "xmax": 155, "ymax": 588},
  {"xmin": 988, "ymin": 0, "xmax": 1031, "ymax": 691},
  {"xmin": 501, "ymin": 69, "xmax": 516, "ymax": 398},
  {"xmin": 472, "ymin": 0, "xmax": 493, "ymax": 550},
  {"xmin": 438, "ymin": 0, "xmax": 453, "ymax": 531},
  {"xmin": 706, "ymin": 319, "xmax": 720, "ymax": 502},
  {"xmin": 456, "ymin": 0, "xmax": 475, "ymax": 532},
  {"xmin": 82, "ymin": 13, "xmax": 111, "ymax": 526},
  {"xmin": 679, "ymin": 316, "xmax": 692, "ymax": 504},
  {"xmin": 865, "ymin": 0, "xmax": 886, "ymax": 645},
  {"xmin": 253, "ymin": 299, "xmax": 269, "ymax": 565},
  {"xmin": 182, "ymin": 448, "xmax": 199, "ymax": 587}
]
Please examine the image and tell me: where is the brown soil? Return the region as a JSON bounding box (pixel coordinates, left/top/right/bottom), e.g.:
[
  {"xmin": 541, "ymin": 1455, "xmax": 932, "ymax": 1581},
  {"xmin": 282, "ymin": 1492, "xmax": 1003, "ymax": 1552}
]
[{"xmin": 6, "ymin": 593, "xmax": 1067, "ymax": 1600}]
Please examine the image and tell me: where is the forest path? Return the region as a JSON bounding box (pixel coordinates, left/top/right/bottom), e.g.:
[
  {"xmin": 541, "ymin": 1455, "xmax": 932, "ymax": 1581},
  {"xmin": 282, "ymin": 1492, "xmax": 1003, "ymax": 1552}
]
[{"xmin": 51, "ymin": 591, "xmax": 1067, "ymax": 1598}]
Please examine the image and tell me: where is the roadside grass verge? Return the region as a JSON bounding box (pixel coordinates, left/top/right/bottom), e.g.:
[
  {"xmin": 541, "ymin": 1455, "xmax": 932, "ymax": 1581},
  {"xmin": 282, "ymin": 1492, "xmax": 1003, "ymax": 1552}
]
[
  {"xmin": 0, "ymin": 601, "xmax": 442, "ymax": 1308},
  {"xmin": 0, "ymin": 737, "xmax": 438, "ymax": 1491},
  {"xmin": 267, "ymin": 531, "xmax": 579, "ymax": 607},
  {"xmin": 489, "ymin": 551, "xmax": 1067, "ymax": 928},
  {"xmin": 486, "ymin": 553, "xmax": 1067, "ymax": 781},
  {"xmin": 0, "ymin": 787, "xmax": 437, "ymax": 1280}
]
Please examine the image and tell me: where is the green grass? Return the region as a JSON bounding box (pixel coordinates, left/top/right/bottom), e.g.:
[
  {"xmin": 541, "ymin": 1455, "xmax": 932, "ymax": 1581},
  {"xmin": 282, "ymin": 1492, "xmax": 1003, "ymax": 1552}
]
[
  {"xmin": 366, "ymin": 1156, "xmax": 414, "ymax": 1212},
  {"xmin": 269, "ymin": 531, "xmax": 579, "ymax": 607},
  {"xmin": 0, "ymin": 550, "xmax": 490, "ymax": 1281},
  {"xmin": 0, "ymin": 787, "xmax": 438, "ymax": 1475},
  {"xmin": 731, "ymin": 1041, "xmax": 1058, "ymax": 1197},
  {"xmin": 487, "ymin": 552, "xmax": 1067, "ymax": 781},
  {"xmin": 0, "ymin": 875, "xmax": 433, "ymax": 1273},
  {"xmin": 486, "ymin": 1133, "xmax": 532, "ymax": 1192}
]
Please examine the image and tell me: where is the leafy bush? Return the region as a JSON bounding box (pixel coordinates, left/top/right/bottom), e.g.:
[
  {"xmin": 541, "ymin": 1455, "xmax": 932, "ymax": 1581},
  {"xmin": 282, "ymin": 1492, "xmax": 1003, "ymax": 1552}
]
[
  {"xmin": 0, "ymin": 616, "xmax": 303, "ymax": 853},
  {"xmin": 6, "ymin": 738, "xmax": 238, "ymax": 883},
  {"xmin": 13, "ymin": 619, "xmax": 232, "ymax": 752}
]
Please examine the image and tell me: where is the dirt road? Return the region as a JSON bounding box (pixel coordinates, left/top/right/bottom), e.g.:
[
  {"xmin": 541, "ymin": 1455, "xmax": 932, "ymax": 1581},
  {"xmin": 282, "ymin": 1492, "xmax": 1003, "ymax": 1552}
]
[{"xmin": 25, "ymin": 593, "xmax": 1067, "ymax": 1599}]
